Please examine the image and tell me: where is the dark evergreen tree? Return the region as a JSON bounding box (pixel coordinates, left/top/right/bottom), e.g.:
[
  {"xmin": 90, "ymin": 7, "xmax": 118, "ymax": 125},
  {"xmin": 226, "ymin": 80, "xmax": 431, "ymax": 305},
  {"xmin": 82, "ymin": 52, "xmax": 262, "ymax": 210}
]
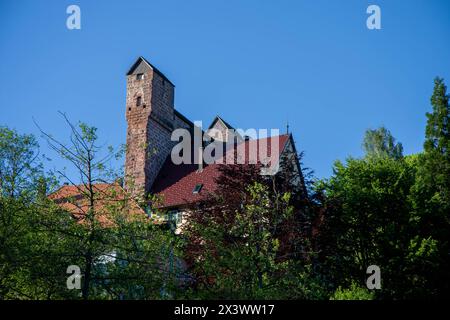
[{"xmin": 410, "ymin": 77, "xmax": 450, "ymax": 297}]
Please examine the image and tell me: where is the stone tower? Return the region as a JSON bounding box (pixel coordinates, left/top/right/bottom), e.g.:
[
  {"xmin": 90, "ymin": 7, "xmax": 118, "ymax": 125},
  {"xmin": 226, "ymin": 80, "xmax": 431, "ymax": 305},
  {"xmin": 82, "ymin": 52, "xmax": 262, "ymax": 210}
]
[{"xmin": 125, "ymin": 57, "xmax": 176, "ymax": 197}]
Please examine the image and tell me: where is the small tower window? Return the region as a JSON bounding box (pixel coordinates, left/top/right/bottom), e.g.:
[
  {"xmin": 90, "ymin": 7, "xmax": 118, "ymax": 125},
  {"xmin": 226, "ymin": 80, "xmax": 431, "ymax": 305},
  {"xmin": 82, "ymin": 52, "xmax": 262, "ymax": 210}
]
[
  {"xmin": 136, "ymin": 73, "xmax": 144, "ymax": 80},
  {"xmin": 193, "ymin": 184, "xmax": 203, "ymax": 194},
  {"xmin": 136, "ymin": 96, "xmax": 142, "ymax": 107}
]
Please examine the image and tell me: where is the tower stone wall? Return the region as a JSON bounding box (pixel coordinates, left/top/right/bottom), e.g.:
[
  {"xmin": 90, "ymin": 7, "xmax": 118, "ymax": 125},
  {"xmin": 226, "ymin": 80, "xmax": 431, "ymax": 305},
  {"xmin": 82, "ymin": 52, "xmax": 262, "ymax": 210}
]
[{"xmin": 125, "ymin": 58, "xmax": 176, "ymax": 197}]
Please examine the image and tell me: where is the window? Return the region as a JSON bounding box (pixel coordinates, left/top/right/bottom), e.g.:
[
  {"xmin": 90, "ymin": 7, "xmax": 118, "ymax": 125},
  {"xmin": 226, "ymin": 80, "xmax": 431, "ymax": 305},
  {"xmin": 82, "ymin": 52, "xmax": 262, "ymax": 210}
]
[
  {"xmin": 136, "ymin": 96, "xmax": 142, "ymax": 107},
  {"xmin": 166, "ymin": 211, "xmax": 182, "ymax": 225},
  {"xmin": 136, "ymin": 73, "xmax": 144, "ymax": 80},
  {"xmin": 145, "ymin": 206, "xmax": 152, "ymax": 218},
  {"xmin": 174, "ymin": 212, "xmax": 182, "ymax": 225},
  {"xmin": 192, "ymin": 183, "xmax": 203, "ymax": 194}
]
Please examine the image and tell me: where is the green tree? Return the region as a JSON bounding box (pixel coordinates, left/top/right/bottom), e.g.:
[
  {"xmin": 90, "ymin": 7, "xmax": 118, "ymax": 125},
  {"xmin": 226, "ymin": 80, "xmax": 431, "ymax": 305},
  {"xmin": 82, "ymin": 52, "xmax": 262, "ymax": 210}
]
[
  {"xmin": 409, "ymin": 77, "xmax": 450, "ymax": 297},
  {"xmin": 36, "ymin": 114, "xmax": 181, "ymax": 299},
  {"xmin": 0, "ymin": 127, "xmax": 42, "ymax": 198},
  {"xmin": 315, "ymin": 155, "xmax": 421, "ymax": 299},
  {"xmin": 185, "ymin": 163, "xmax": 324, "ymax": 300},
  {"xmin": 362, "ymin": 126, "xmax": 403, "ymax": 159},
  {"xmin": 330, "ymin": 281, "xmax": 374, "ymax": 300},
  {"xmin": 316, "ymin": 102, "xmax": 450, "ymax": 299},
  {"xmin": 424, "ymin": 77, "xmax": 450, "ymax": 156},
  {"xmin": 0, "ymin": 126, "xmax": 71, "ymax": 299}
]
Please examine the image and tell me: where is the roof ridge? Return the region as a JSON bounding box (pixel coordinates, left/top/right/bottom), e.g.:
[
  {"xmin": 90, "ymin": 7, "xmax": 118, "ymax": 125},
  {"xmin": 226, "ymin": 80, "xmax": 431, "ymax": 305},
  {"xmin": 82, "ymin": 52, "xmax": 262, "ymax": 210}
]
[
  {"xmin": 208, "ymin": 115, "xmax": 235, "ymax": 130},
  {"xmin": 126, "ymin": 56, "xmax": 175, "ymax": 87}
]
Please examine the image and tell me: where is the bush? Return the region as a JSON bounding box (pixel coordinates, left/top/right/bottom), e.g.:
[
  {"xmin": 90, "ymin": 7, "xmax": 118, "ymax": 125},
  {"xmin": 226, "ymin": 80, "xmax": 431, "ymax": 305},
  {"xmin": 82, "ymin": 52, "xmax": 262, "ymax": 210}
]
[{"xmin": 330, "ymin": 282, "xmax": 375, "ymax": 300}]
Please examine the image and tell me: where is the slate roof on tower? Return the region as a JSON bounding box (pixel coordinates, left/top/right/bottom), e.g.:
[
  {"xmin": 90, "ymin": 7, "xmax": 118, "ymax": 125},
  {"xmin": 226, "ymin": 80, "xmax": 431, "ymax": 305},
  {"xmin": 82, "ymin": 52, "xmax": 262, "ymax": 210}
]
[{"xmin": 126, "ymin": 56, "xmax": 175, "ymax": 87}]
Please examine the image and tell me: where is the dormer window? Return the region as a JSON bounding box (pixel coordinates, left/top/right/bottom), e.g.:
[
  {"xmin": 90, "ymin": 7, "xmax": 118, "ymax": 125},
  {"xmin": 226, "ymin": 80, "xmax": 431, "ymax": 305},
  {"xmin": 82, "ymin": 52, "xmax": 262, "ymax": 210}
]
[
  {"xmin": 136, "ymin": 96, "xmax": 142, "ymax": 107},
  {"xmin": 136, "ymin": 73, "xmax": 144, "ymax": 80},
  {"xmin": 193, "ymin": 184, "xmax": 203, "ymax": 194}
]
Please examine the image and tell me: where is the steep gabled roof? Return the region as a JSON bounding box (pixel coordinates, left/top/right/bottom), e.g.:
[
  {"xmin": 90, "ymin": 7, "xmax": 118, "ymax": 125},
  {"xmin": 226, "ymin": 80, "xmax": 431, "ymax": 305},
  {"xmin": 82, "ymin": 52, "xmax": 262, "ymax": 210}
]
[
  {"xmin": 126, "ymin": 56, "xmax": 175, "ymax": 87},
  {"xmin": 207, "ymin": 115, "xmax": 235, "ymax": 130},
  {"xmin": 50, "ymin": 135, "xmax": 298, "ymax": 212},
  {"xmin": 151, "ymin": 134, "xmax": 290, "ymax": 208}
]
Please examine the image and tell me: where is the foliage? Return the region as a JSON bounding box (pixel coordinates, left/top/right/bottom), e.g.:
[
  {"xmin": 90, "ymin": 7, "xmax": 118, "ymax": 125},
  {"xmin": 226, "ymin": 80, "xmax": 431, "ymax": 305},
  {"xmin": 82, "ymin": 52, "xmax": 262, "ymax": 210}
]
[
  {"xmin": 330, "ymin": 281, "xmax": 374, "ymax": 300},
  {"xmin": 363, "ymin": 126, "xmax": 403, "ymax": 159},
  {"xmin": 0, "ymin": 126, "xmax": 42, "ymax": 198},
  {"xmin": 408, "ymin": 76, "xmax": 450, "ymax": 297},
  {"xmin": 183, "ymin": 157, "xmax": 324, "ymax": 299},
  {"xmin": 1, "ymin": 76, "xmax": 450, "ymax": 300},
  {"xmin": 314, "ymin": 78, "xmax": 450, "ymax": 299},
  {"xmin": 315, "ymin": 155, "xmax": 421, "ymax": 298},
  {"xmin": 424, "ymin": 77, "xmax": 450, "ymax": 155},
  {"xmin": 1, "ymin": 117, "xmax": 180, "ymax": 299}
]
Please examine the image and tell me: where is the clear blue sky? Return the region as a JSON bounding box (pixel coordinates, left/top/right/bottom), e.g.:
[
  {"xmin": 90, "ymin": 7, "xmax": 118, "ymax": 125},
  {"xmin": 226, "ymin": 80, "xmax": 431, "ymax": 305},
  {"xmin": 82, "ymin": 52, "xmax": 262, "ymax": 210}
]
[{"xmin": 1, "ymin": 0, "xmax": 450, "ymax": 179}]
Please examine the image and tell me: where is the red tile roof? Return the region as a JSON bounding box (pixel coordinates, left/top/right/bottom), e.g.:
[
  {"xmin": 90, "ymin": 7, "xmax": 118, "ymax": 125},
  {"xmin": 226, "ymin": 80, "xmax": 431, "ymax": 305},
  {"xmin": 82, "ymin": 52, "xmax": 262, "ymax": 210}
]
[
  {"xmin": 48, "ymin": 183, "xmax": 146, "ymax": 225},
  {"xmin": 49, "ymin": 135, "xmax": 291, "ymax": 212},
  {"xmin": 151, "ymin": 134, "xmax": 290, "ymax": 208}
]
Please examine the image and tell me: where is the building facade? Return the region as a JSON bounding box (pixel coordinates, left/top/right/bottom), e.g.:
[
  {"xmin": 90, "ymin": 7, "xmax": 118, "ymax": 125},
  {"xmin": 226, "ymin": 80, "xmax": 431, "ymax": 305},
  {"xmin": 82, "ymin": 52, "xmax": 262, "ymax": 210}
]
[{"xmin": 51, "ymin": 56, "xmax": 305, "ymax": 226}]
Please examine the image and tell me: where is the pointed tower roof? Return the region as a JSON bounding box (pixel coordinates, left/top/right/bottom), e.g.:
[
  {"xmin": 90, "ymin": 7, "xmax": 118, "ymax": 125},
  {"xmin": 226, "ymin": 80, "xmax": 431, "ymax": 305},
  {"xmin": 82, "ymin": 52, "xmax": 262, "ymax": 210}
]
[{"xmin": 126, "ymin": 56, "xmax": 175, "ymax": 87}]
